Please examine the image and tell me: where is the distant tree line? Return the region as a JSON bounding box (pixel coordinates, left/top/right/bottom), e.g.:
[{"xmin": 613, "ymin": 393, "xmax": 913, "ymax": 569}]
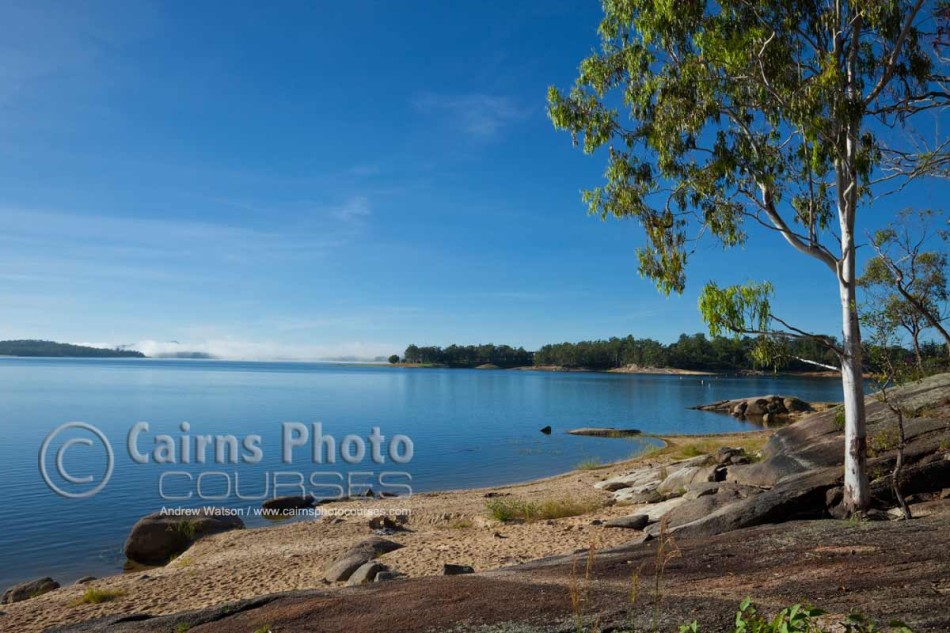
[
  {"xmin": 400, "ymin": 344, "xmax": 533, "ymax": 368},
  {"xmin": 0, "ymin": 340, "xmax": 145, "ymax": 358},
  {"xmin": 400, "ymin": 334, "xmax": 949, "ymax": 374}
]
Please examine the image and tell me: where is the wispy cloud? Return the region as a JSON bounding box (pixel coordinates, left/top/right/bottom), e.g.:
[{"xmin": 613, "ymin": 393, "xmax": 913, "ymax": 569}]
[
  {"xmin": 80, "ymin": 338, "xmax": 398, "ymax": 362},
  {"xmin": 412, "ymin": 92, "xmax": 531, "ymax": 140},
  {"xmin": 331, "ymin": 196, "xmax": 372, "ymax": 222},
  {"xmin": 0, "ymin": 198, "xmax": 372, "ymax": 286}
]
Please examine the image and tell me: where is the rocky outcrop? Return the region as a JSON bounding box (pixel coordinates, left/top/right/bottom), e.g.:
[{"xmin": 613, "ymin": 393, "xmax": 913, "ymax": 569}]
[
  {"xmin": 2, "ymin": 577, "xmax": 59, "ymax": 604},
  {"xmin": 594, "ymin": 375, "xmax": 950, "ymax": 541},
  {"xmin": 673, "ymin": 374, "xmax": 950, "ymax": 537},
  {"xmin": 124, "ymin": 510, "xmax": 244, "ymax": 566},
  {"xmin": 692, "ymin": 394, "xmax": 814, "ymax": 424}
]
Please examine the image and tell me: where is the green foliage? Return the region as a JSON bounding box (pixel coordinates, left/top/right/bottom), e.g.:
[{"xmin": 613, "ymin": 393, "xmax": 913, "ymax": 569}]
[
  {"xmin": 833, "ymin": 405, "xmax": 846, "ymax": 432},
  {"xmin": 485, "ymin": 497, "xmax": 601, "ymax": 522},
  {"xmin": 575, "ymin": 458, "xmax": 608, "ymax": 470},
  {"xmin": 387, "ymin": 354, "xmax": 400, "ymax": 364},
  {"xmin": 404, "ymin": 331, "xmax": 946, "ymax": 375},
  {"xmin": 72, "ymin": 588, "xmax": 126, "ymax": 605},
  {"xmin": 402, "ymin": 343, "xmax": 532, "ymax": 368},
  {"xmin": 859, "ymin": 209, "xmax": 950, "ymax": 367},
  {"xmin": 679, "ymin": 598, "xmax": 914, "ymax": 632},
  {"xmin": 548, "ymin": 0, "xmax": 941, "ymax": 368},
  {"xmin": 168, "ymin": 520, "xmax": 199, "ymax": 540},
  {"xmin": 700, "ymin": 283, "xmax": 774, "ymax": 339},
  {"xmin": 0, "ymin": 339, "xmax": 144, "ymax": 358},
  {"xmin": 869, "ymin": 427, "xmax": 900, "ymax": 457}
]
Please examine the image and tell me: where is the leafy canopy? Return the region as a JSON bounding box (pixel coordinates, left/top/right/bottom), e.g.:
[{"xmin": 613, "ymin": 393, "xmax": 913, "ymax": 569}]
[{"xmin": 549, "ymin": 0, "xmax": 939, "ymax": 338}]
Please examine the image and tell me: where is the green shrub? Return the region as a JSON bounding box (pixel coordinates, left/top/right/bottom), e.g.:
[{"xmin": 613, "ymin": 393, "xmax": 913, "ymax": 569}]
[
  {"xmin": 679, "ymin": 598, "xmax": 913, "ymax": 632},
  {"xmin": 72, "ymin": 588, "xmax": 126, "ymax": 605},
  {"xmin": 485, "ymin": 497, "xmax": 600, "ymax": 522},
  {"xmin": 833, "ymin": 406, "xmax": 846, "ymax": 432},
  {"xmin": 168, "ymin": 519, "xmax": 198, "ymax": 540},
  {"xmin": 576, "ymin": 458, "xmax": 608, "ymax": 470}
]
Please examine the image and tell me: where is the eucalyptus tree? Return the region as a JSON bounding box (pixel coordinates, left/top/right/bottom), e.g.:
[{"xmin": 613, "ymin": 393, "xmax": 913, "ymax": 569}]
[
  {"xmin": 860, "ymin": 209, "xmax": 950, "ymax": 360},
  {"xmin": 549, "ymin": 0, "xmax": 947, "ymax": 513}
]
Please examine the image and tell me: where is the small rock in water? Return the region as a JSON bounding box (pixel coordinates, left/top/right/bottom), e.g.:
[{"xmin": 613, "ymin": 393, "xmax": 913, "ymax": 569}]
[
  {"xmin": 74, "ymin": 576, "xmax": 97, "ymax": 585},
  {"xmin": 442, "ymin": 563, "xmax": 475, "ymax": 575},
  {"xmin": 540, "ymin": 425, "xmax": 552, "ymax": 435},
  {"xmin": 261, "ymin": 495, "xmax": 316, "ymax": 512}
]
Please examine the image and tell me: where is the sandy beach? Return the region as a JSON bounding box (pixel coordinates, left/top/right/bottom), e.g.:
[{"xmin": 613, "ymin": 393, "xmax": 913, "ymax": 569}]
[{"xmin": 0, "ymin": 433, "xmax": 768, "ymax": 633}]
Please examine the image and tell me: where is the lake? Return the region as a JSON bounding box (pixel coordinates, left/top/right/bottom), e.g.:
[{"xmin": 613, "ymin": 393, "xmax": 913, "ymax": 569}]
[{"xmin": 0, "ymin": 358, "xmax": 846, "ymax": 588}]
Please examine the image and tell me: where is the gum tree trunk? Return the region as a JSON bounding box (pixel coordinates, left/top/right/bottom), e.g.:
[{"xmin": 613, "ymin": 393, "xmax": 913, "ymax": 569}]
[
  {"xmin": 837, "ymin": 11, "xmax": 870, "ymax": 515},
  {"xmin": 839, "ymin": 266, "xmax": 870, "ymax": 513}
]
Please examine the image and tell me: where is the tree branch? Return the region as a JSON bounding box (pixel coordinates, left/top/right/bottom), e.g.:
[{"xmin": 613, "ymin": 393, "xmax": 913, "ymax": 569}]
[{"xmin": 864, "ymin": 0, "xmax": 927, "ymax": 106}]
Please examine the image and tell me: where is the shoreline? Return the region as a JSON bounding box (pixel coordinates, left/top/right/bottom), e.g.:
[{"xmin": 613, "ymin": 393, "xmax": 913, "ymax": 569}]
[
  {"xmin": 388, "ymin": 362, "xmax": 843, "ymax": 378},
  {"xmin": 0, "ymin": 430, "xmax": 771, "ymax": 633}
]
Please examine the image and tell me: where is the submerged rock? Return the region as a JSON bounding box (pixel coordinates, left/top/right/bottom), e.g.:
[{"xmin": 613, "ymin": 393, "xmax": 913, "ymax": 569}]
[
  {"xmin": 567, "ymin": 427, "xmax": 641, "ymax": 437},
  {"xmin": 261, "ymin": 495, "xmax": 316, "ymax": 512}
]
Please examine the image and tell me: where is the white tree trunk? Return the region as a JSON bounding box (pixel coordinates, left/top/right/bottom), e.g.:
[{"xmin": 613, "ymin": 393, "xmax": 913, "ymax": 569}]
[
  {"xmin": 838, "ymin": 12, "xmax": 870, "ymax": 514},
  {"xmin": 838, "ymin": 226, "xmax": 870, "ymax": 513}
]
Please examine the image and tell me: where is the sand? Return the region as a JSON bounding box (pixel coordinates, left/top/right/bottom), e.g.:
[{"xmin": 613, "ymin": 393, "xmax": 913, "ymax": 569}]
[{"xmin": 0, "ymin": 433, "xmax": 766, "ymax": 632}]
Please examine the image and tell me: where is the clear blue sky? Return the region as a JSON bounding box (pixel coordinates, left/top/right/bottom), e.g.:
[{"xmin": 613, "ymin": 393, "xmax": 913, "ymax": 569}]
[{"xmin": 0, "ymin": 1, "xmax": 945, "ymax": 360}]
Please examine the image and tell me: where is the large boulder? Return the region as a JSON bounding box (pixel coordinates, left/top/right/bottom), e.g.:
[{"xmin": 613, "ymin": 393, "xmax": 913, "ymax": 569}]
[
  {"xmin": 2, "ymin": 577, "xmax": 59, "ymax": 604},
  {"xmin": 124, "ymin": 510, "xmax": 244, "ymax": 566},
  {"xmin": 346, "ymin": 562, "xmax": 384, "ymax": 586},
  {"xmin": 326, "ymin": 553, "xmax": 371, "ymax": 583}
]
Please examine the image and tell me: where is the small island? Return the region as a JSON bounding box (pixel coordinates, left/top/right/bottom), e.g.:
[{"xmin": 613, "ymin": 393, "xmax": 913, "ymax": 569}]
[{"xmin": 0, "ymin": 340, "xmax": 145, "ymax": 359}]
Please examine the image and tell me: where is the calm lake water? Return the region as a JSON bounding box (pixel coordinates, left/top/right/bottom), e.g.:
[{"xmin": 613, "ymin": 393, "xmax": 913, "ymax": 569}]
[{"xmin": 0, "ymin": 358, "xmax": 846, "ymax": 588}]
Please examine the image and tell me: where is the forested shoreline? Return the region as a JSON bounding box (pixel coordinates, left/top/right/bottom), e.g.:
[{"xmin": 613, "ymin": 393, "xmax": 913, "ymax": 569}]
[
  {"xmin": 0, "ymin": 340, "xmax": 145, "ymax": 358},
  {"xmin": 398, "ymin": 334, "xmax": 950, "ymax": 374}
]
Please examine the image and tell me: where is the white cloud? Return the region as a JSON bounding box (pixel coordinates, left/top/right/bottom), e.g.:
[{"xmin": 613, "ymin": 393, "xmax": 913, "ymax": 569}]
[{"xmin": 412, "ymin": 92, "xmax": 531, "ymax": 139}]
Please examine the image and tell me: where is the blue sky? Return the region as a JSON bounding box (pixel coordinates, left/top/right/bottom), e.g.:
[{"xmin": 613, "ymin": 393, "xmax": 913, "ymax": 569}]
[{"xmin": 0, "ymin": 1, "xmax": 945, "ymax": 360}]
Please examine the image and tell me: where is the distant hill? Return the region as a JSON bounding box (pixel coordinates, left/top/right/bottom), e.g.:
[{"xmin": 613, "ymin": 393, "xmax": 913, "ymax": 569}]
[{"xmin": 0, "ymin": 340, "xmax": 146, "ymax": 358}]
